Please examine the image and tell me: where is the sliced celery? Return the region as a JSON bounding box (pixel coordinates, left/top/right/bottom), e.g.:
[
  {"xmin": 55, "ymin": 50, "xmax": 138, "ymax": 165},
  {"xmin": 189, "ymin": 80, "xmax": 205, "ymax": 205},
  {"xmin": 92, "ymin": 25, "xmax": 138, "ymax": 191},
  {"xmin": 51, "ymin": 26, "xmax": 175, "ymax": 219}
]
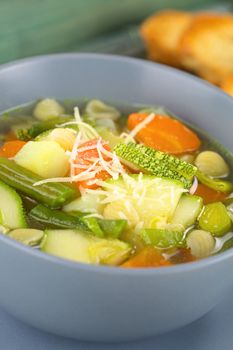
[
  {"xmin": 140, "ymin": 228, "xmax": 185, "ymax": 248},
  {"xmin": 199, "ymin": 202, "xmax": 232, "ymax": 236}
]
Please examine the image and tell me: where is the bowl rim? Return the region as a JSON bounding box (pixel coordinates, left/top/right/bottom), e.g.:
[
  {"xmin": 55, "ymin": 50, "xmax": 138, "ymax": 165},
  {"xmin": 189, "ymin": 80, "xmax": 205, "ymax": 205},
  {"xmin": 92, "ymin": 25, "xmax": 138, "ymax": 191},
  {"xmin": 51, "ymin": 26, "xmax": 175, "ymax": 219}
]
[
  {"xmin": 0, "ymin": 52, "xmax": 233, "ymax": 104},
  {"xmin": 1, "ymin": 52, "xmax": 233, "ymax": 275}
]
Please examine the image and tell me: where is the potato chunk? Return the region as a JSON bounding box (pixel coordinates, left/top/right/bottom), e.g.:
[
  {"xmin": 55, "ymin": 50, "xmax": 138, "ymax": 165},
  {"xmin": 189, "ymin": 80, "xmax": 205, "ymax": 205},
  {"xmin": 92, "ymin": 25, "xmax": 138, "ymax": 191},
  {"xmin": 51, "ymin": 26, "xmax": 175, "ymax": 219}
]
[{"xmin": 14, "ymin": 141, "xmax": 69, "ymax": 178}]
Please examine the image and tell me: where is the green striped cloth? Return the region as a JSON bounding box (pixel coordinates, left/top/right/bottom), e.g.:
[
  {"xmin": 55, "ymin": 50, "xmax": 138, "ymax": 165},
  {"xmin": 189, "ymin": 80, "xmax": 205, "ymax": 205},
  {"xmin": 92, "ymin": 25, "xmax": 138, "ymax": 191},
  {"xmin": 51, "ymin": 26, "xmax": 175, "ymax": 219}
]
[{"xmin": 0, "ymin": 0, "xmax": 231, "ymax": 64}]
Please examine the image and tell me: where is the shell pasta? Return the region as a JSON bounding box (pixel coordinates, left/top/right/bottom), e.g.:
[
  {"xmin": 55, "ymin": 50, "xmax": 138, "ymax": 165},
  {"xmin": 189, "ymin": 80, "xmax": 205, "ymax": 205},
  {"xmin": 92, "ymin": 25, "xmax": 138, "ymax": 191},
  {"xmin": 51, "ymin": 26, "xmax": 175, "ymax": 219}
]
[
  {"xmin": 186, "ymin": 230, "xmax": 215, "ymax": 258},
  {"xmin": 0, "ymin": 98, "xmax": 232, "ymax": 268}
]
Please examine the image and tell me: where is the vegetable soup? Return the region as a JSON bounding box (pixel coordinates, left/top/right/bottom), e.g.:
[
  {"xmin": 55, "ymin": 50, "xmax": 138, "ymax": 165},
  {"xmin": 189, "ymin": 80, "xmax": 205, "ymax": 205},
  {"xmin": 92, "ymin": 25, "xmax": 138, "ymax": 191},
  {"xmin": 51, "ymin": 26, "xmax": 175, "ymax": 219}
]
[{"xmin": 0, "ymin": 98, "xmax": 233, "ymax": 268}]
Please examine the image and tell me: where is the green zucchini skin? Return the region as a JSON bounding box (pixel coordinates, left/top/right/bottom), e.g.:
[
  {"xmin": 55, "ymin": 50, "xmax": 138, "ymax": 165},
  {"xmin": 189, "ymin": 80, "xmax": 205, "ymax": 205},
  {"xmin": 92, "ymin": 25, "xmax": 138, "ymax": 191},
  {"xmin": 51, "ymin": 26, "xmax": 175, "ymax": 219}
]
[
  {"xmin": 0, "ymin": 179, "xmax": 27, "ymax": 229},
  {"xmin": 0, "ymin": 157, "xmax": 76, "ymax": 208},
  {"xmin": 41, "ymin": 229, "xmax": 131, "ymax": 266},
  {"xmin": 114, "ymin": 142, "xmax": 196, "ymax": 188}
]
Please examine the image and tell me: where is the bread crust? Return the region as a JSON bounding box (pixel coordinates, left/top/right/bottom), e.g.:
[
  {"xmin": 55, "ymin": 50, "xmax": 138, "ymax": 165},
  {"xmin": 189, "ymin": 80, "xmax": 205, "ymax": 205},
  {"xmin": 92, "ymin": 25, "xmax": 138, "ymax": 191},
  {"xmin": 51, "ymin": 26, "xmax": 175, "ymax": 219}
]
[
  {"xmin": 220, "ymin": 74, "xmax": 233, "ymax": 96},
  {"xmin": 140, "ymin": 10, "xmax": 192, "ymax": 67},
  {"xmin": 178, "ymin": 13, "xmax": 233, "ymax": 84}
]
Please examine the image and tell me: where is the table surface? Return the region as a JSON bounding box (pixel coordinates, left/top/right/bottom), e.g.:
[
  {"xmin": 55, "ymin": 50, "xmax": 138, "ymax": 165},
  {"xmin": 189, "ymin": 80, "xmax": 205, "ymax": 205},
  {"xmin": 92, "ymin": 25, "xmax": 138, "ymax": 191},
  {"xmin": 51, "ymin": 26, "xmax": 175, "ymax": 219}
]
[
  {"xmin": 0, "ymin": 287, "xmax": 233, "ymax": 350},
  {"xmin": 1, "ymin": 3, "xmax": 233, "ymax": 350}
]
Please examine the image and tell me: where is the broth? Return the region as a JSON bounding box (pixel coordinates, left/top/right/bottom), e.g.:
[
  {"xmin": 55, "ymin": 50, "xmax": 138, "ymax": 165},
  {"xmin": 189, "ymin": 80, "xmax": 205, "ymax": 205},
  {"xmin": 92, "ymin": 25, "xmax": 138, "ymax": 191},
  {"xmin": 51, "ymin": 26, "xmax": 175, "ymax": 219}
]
[{"xmin": 0, "ymin": 98, "xmax": 232, "ymax": 268}]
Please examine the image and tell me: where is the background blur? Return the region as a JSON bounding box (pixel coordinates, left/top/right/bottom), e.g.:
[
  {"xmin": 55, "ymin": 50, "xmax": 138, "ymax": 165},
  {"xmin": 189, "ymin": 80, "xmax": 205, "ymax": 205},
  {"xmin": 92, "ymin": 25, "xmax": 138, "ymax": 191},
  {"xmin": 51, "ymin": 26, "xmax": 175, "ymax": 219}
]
[{"xmin": 1, "ymin": 0, "xmax": 232, "ymax": 64}]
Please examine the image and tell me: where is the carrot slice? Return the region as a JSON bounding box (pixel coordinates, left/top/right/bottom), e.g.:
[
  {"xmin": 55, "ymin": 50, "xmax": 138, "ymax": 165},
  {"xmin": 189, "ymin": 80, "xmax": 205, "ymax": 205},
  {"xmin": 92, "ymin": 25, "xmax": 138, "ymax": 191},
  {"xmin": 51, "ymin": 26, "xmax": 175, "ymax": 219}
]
[
  {"xmin": 169, "ymin": 248, "xmax": 196, "ymax": 264},
  {"xmin": 121, "ymin": 246, "xmax": 171, "ymax": 268},
  {"xmin": 5, "ymin": 131, "xmax": 17, "ymax": 141},
  {"xmin": 0, "ymin": 140, "xmax": 27, "ymax": 158},
  {"xmin": 194, "ymin": 183, "xmax": 228, "ymax": 205},
  {"xmin": 127, "ymin": 113, "xmax": 201, "ymax": 154},
  {"xmin": 74, "ymin": 139, "xmax": 112, "ymax": 189}
]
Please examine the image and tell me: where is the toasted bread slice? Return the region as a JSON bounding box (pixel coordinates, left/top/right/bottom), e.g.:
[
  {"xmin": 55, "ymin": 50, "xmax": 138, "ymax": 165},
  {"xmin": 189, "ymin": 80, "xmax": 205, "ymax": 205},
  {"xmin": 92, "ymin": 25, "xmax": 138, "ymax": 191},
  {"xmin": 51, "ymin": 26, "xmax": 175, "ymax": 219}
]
[
  {"xmin": 220, "ymin": 74, "xmax": 233, "ymax": 96},
  {"xmin": 140, "ymin": 10, "xmax": 192, "ymax": 67},
  {"xmin": 179, "ymin": 13, "xmax": 233, "ymax": 84}
]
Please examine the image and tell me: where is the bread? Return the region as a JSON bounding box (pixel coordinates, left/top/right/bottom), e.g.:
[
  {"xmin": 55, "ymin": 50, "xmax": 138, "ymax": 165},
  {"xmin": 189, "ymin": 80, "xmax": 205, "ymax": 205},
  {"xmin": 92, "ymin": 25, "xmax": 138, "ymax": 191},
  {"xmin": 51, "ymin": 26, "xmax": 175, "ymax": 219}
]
[
  {"xmin": 220, "ymin": 74, "xmax": 233, "ymax": 96},
  {"xmin": 178, "ymin": 13, "xmax": 233, "ymax": 85},
  {"xmin": 140, "ymin": 10, "xmax": 192, "ymax": 67}
]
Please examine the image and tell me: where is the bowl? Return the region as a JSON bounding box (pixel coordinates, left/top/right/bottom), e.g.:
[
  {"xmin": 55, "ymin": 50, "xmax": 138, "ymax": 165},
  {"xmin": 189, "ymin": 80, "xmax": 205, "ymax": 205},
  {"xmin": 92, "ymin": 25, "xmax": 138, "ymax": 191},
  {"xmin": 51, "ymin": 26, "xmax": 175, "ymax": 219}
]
[{"xmin": 0, "ymin": 53, "xmax": 233, "ymax": 343}]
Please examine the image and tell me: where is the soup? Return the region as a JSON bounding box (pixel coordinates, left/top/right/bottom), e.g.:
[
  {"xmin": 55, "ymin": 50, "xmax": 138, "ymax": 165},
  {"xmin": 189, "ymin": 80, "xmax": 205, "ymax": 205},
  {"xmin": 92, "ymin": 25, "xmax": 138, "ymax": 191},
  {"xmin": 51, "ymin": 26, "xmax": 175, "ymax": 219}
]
[{"xmin": 0, "ymin": 98, "xmax": 233, "ymax": 268}]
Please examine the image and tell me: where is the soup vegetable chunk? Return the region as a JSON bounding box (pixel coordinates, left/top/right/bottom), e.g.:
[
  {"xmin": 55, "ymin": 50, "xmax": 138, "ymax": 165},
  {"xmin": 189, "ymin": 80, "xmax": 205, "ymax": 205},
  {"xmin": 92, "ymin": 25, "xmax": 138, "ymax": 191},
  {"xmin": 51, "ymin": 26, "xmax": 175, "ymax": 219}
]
[{"xmin": 0, "ymin": 98, "xmax": 233, "ymax": 268}]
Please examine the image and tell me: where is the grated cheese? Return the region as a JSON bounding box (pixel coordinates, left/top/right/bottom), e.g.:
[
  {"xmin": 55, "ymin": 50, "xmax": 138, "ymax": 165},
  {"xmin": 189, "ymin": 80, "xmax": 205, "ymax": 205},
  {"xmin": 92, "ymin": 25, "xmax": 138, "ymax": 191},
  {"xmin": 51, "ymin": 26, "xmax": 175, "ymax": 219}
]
[
  {"xmin": 134, "ymin": 221, "xmax": 144, "ymax": 233},
  {"xmin": 84, "ymin": 188, "xmax": 110, "ymax": 196},
  {"xmin": 72, "ymin": 164, "xmax": 90, "ymax": 169},
  {"xmin": 85, "ymin": 179, "xmax": 99, "ymax": 187},
  {"xmin": 118, "ymin": 211, "xmax": 128, "ymax": 220},
  {"xmin": 40, "ymin": 105, "xmax": 126, "ymax": 187},
  {"xmin": 59, "ymin": 107, "xmax": 99, "ymax": 141},
  {"xmin": 120, "ymin": 132, "xmax": 136, "ymax": 143},
  {"xmin": 70, "ymin": 131, "xmax": 82, "ymax": 177},
  {"xmin": 77, "ymin": 144, "xmax": 100, "ymax": 153},
  {"xmin": 124, "ymin": 113, "xmax": 155, "ymax": 143},
  {"xmin": 32, "ymin": 107, "xmax": 154, "ymax": 197},
  {"xmin": 96, "ymin": 138, "xmax": 121, "ymax": 179},
  {"xmin": 33, "ymin": 156, "xmax": 99, "ymax": 186},
  {"xmin": 189, "ymin": 177, "xmax": 198, "ymax": 195},
  {"xmin": 83, "ymin": 213, "xmax": 104, "ymax": 219}
]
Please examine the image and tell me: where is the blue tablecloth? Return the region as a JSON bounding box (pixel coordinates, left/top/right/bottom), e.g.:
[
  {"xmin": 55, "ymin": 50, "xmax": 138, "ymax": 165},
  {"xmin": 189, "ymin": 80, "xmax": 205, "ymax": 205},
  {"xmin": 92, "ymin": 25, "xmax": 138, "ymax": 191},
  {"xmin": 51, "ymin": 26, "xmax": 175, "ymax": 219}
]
[{"xmin": 0, "ymin": 287, "xmax": 233, "ymax": 350}]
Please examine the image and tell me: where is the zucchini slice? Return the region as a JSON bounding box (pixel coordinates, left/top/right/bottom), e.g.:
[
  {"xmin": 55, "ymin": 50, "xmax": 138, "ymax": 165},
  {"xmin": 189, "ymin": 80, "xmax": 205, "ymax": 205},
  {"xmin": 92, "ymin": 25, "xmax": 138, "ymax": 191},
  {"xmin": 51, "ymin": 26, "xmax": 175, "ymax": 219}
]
[
  {"xmin": 0, "ymin": 180, "xmax": 27, "ymax": 229},
  {"xmin": 41, "ymin": 229, "xmax": 131, "ymax": 265},
  {"xmin": 103, "ymin": 174, "xmax": 185, "ymax": 229},
  {"xmin": 171, "ymin": 194, "xmax": 203, "ymax": 229},
  {"xmin": 114, "ymin": 142, "xmax": 197, "ymax": 189}
]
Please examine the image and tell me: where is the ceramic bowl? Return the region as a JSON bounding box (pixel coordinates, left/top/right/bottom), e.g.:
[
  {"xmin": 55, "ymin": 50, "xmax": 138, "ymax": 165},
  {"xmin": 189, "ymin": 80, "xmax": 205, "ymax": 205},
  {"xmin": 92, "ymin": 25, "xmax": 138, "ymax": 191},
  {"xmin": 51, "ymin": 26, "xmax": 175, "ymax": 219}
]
[{"xmin": 0, "ymin": 54, "xmax": 233, "ymax": 342}]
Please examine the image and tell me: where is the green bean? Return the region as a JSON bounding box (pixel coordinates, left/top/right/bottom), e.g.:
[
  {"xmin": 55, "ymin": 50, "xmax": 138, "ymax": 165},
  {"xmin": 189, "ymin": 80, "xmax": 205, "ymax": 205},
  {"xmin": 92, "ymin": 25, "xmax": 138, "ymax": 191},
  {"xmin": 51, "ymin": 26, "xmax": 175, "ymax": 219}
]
[
  {"xmin": 0, "ymin": 157, "xmax": 76, "ymax": 208},
  {"xmin": 29, "ymin": 205, "xmax": 88, "ymax": 231},
  {"xmin": 197, "ymin": 170, "xmax": 233, "ymax": 193},
  {"xmin": 29, "ymin": 205, "xmax": 127, "ymax": 238},
  {"xmin": 16, "ymin": 116, "xmax": 74, "ymax": 140}
]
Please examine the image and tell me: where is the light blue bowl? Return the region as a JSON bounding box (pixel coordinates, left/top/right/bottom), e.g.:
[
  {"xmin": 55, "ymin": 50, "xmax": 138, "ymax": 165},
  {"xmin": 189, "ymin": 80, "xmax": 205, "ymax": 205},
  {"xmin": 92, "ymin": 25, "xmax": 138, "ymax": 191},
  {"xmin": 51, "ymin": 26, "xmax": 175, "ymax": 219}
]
[{"xmin": 0, "ymin": 54, "xmax": 233, "ymax": 343}]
